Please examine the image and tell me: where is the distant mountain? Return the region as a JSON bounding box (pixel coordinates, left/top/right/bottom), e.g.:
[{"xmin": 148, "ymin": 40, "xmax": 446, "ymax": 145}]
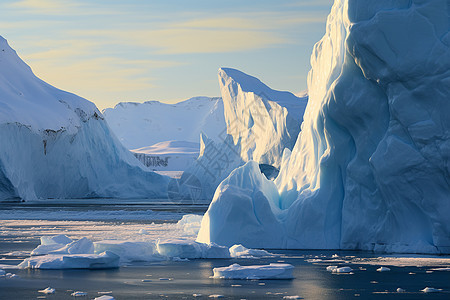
[{"xmin": 103, "ymin": 97, "xmax": 226, "ymax": 150}]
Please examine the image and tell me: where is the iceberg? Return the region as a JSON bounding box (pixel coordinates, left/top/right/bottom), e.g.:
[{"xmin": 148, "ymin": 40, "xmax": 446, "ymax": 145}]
[
  {"xmin": 198, "ymin": 0, "xmax": 450, "ymax": 253},
  {"xmin": 0, "ymin": 36, "xmax": 168, "ymax": 200},
  {"xmin": 183, "ymin": 69, "xmax": 307, "ymax": 199}
]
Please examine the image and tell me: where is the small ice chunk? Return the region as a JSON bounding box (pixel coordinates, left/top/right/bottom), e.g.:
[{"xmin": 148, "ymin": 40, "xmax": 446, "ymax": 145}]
[
  {"xmin": 229, "ymin": 244, "xmax": 274, "ymax": 258},
  {"xmin": 283, "ymin": 296, "xmax": 302, "ymax": 300},
  {"xmin": 94, "ymin": 296, "xmax": 114, "ymax": 300},
  {"xmin": 421, "ymin": 287, "xmax": 442, "ymax": 293},
  {"xmin": 1, "ymin": 272, "xmax": 19, "ymax": 279},
  {"xmin": 397, "ymin": 288, "xmax": 405, "ymax": 293},
  {"xmin": 332, "ymin": 267, "xmax": 352, "ymax": 273},
  {"xmin": 193, "ymin": 294, "xmax": 202, "ymax": 297},
  {"xmin": 331, "ymin": 254, "xmax": 339, "ymax": 258},
  {"xmin": 213, "ymin": 263, "xmax": 294, "ymax": 279},
  {"xmin": 38, "ymin": 287, "xmax": 55, "ymax": 294},
  {"xmin": 376, "ymin": 267, "xmax": 390, "ymax": 272},
  {"xmin": 172, "ymin": 257, "xmax": 189, "ymax": 262},
  {"xmin": 208, "ymin": 295, "xmax": 224, "ymax": 298},
  {"xmin": 326, "ymin": 266, "xmax": 338, "ymax": 272},
  {"xmin": 71, "ymin": 291, "xmax": 87, "ymax": 296},
  {"xmin": 429, "ymin": 267, "xmax": 450, "ymax": 271},
  {"xmin": 41, "ymin": 234, "xmax": 73, "ymax": 245}
]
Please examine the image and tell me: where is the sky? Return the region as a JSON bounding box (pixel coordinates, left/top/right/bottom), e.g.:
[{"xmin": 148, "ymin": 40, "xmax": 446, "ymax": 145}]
[{"xmin": 0, "ymin": 0, "xmax": 333, "ymax": 110}]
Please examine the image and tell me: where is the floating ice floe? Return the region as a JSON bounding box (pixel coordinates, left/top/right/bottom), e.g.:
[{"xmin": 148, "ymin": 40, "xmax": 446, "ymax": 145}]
[
  {"xmin": 156, "ymin": 238, "xmax": 230, "ymax": 259},
  {"xmin": 429, "ymin": 267, "xmax": 450, "ymax": 271},
  {"xmin": 38, "ymin": 287, "xmax": 55, "ymax": 294},
  {"xmin": 229, "ymin": 244, "xmax": 275, "ymax": 258},
  {"xmin": 71, "ymin": 291, "xmax": 88, "ymax": 297},
  {"xmin": 213, "ymin": 263, "xmax": 294, "ymax": 279},
  {"xmin": 94, "ymin": 296, "xmax": 114, "ymax": 300},
  {"xmin": 18, "ymin": 251, "xmax": 120, "ymax": 269},
  {"xmin": 326, "ymin": 266, "xmax": 338, "ymax": 272},
  {"xmin": 283, "ymin": 296, "xmax": 302, "ymax": 300},
  {"xmin": 332, "ymin": 267, "xmax": 353, "ymax": 274},
  {"xmin": 396, "ymin": 288, "xmax": 405, "ymax": 293},
  {"xmin": 0, "ymin": 269, "xmax": 19, "ymax": 279},
  {"xmin": 421, "ymin": 287, "xmax": 443, "ymax": 293},
  {"xmin": 376, "ymin": 266, "xmax": 391, "ymax": 272},
  {"xmin": 20, "ymin": 231, "xmax": 281, "ymax": 269}
]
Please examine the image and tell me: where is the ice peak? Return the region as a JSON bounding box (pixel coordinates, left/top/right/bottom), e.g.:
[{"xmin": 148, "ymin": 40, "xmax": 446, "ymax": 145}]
[{"xmin": 218, "ymin": 67, "xmax": 303, "ymax": 104}]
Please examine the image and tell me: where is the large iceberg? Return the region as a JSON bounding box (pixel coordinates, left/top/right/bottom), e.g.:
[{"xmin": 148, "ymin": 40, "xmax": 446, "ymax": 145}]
[
  {"xmin": 198, "ymin": 0, "xmax": 450, "ymax": 253},
  {"xmin": 0, "ymin": 36, "xmax": 168, "ymax": 200},
  {"xmin": 181, "ymin": 69, "xmax": 307, "ymax": 199}
]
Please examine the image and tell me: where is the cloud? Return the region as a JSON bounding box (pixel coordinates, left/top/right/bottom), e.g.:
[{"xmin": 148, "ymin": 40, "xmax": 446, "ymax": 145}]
[
  {"xmin": 125, "ymin": 28, "xmax": 287, "ymax": 54},
  {"xmin": 9, "ymin": 0, "xmax": 79, "ymax": 13}
]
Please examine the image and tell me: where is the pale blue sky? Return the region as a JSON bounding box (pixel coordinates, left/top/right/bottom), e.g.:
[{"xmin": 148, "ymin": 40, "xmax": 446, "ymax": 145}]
[{"xmin": 0, "ymin": 0, "xmax": 333, "ymax": 109}]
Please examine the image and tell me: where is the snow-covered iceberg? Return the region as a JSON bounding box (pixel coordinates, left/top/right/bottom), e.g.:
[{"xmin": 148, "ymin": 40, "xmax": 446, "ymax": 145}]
[
  {"xmin": 198, "ymin": 0, "xmax": 450, "ymax": 253},
  {"xmin": 0, "ymin": 36, "xmax": 168, "ymax": 200},
  {"xmin": 182, "ymin": 69, "xmax": 307, "ymax": 199}
]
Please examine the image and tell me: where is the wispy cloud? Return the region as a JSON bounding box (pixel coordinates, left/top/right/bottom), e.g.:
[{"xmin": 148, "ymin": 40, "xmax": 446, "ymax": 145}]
[{"xmin": 9, "ymin": 0, "xmax": 80, "ymax": 13}]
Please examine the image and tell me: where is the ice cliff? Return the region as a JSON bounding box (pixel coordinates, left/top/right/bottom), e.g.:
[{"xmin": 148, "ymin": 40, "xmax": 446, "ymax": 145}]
[
  {"xmin": 219, "ymin": 68, "xmax": 307, "ymax": 168},
  {"xmin": 0, "ymin": 36, "xmax": 168, "ymax": 200},
  {"xmin": 180, "ymin": 68, "xmax": 307, "ymax": 200},
  {"xmin": 198, "ymin": 0, "xmax": 450, "ymax": 253}
]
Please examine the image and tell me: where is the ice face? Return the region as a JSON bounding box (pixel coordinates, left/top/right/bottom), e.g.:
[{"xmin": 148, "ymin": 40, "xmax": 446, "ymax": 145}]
[
  {"xmin": 219, "ymin": 67, "xmax": 307, "ymax": 168},
  {"xmin": 0, "ymin": 36, "xmax": 169, "ymax": 200},
  {"xmin": 181, "ymin": 69, "xmax": 308, "ymax": 200},
  {"xmin": 199, "ymin": 0, "xmax": 450, "ymax": 253}
]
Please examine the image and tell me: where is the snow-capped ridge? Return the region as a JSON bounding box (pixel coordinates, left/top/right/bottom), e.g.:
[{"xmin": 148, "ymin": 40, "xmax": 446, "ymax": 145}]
[{"xmin": 0, "ymin": 35, "xmax": 168, "ymax": 200}]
